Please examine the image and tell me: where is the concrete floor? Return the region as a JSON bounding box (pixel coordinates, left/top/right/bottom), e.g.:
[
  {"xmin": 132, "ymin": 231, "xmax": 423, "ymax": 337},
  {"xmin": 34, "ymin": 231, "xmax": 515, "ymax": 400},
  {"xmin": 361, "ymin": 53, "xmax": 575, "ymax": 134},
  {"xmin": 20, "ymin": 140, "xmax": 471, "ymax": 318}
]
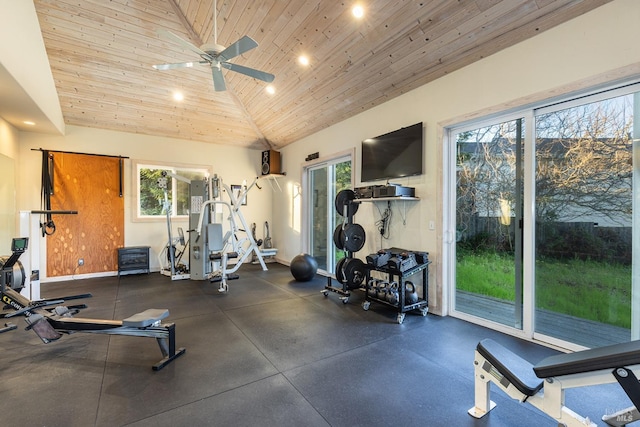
[{"xmin": 0, "ymin": 263, "xmax": 631, "ymax": 426}]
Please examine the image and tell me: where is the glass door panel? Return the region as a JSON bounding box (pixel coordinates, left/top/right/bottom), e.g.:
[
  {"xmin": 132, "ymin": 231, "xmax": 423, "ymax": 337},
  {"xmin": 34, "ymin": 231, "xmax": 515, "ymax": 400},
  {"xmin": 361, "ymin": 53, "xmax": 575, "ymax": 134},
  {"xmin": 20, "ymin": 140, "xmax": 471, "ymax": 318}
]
[
  {"xmin": 333, "ymin": 160, "xmax": 352, "ymax": 270},
  {"xmin": 534, "ymin": 94, "xmax": 634, "ymax": 347},
  {"xmin": 454, "ymin": 118, "xmax": 524, "ymax": 328},
  {"xmin": 309, "ymin": 167, "xmax": 328, "ymax": 270},
  {"xmin": 308, "ymin": 158, "xmax": 352, "ymax": 274}
]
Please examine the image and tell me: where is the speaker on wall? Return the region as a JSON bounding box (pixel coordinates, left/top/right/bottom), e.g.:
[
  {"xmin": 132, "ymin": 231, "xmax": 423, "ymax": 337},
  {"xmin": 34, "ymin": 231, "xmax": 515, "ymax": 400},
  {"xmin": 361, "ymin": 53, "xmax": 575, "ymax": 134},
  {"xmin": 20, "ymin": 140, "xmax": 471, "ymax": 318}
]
[{"xmin": 261, "ymin": 150, "xmax": 281, "ymax": 175}]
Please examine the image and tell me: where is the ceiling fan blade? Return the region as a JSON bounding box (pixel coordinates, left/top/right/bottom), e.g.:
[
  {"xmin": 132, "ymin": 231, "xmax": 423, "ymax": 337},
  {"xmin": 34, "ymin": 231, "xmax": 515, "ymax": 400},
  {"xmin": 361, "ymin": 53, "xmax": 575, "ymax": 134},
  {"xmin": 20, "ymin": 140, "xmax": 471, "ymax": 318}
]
[
  {"xmin": 159, "ymin": 30, "xmax": 210, "ymax": 58},
  {"xmin": 221, "ymin": 62, "xmax": 275, "ymax": 83},
  {"xmin": 212, "ymin": 66, "xmax": 226, "ymax": 92},
  {"xmin": 152, "ymin": 61, "xmax": 201, "ymax": 71},
  {"xmin": 218, "ymin": 35, "xmax": 258, "ymax": 61}
]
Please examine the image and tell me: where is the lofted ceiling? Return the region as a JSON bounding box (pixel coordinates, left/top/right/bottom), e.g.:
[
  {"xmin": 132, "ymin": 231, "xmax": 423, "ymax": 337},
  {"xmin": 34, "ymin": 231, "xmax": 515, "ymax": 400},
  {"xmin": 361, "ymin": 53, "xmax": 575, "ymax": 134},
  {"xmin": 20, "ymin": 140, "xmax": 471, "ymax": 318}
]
[{"xmin": 30, "ymin": 0, "xmax": 611, "ymax": 150}]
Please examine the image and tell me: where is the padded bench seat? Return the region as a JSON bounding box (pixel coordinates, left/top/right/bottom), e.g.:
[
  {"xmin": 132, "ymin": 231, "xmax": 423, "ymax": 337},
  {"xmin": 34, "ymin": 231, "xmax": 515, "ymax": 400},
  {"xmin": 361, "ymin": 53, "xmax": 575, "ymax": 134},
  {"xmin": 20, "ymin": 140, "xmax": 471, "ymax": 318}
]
[
  {"xmin": 209, "ymin": 251, "xmax": 238, "ymax": 261},
  {"xmin": 534, "ymin": 339, "xmax": 640, "ymax": 379},
  {"xmin": 122, "ymin": 309, "xmax": 169, "ymax": 328},
  {"xmin": 477, "ymin": 338, "xmax": 544, "ymax": 397},
  {"xmin": 471, "ymin": 338, "xmax": 640, "ymax": 425}
]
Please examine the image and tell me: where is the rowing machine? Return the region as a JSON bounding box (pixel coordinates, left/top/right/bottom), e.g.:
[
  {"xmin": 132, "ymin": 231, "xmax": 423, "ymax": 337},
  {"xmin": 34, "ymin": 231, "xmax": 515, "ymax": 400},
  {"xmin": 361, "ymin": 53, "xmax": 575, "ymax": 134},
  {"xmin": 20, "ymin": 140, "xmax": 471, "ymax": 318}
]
[
  {"xmin": 469, "ymin": 338, "xmax": 640, "ymax": 426},
  {"xmin": 1, "ymin": 237, "xmax": 185, "ymax": 371}
]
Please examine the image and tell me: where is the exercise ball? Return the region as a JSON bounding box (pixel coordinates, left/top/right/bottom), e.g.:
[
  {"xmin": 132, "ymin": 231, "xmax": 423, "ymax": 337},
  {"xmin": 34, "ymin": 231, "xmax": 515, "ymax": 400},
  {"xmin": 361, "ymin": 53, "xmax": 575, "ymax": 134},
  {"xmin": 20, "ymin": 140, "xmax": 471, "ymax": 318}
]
[{"xmin": 290, "ymin": 253, "xmax": 318, "ymax": 282}]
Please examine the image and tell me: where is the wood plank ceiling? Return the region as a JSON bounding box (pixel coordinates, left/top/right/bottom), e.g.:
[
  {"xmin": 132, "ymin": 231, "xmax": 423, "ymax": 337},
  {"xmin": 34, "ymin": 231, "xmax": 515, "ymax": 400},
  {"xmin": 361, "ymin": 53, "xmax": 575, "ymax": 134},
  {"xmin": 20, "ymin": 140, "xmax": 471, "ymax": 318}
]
[{"xmin": 33, "ymin": 0, "xmax": 611, "ymax": 150}]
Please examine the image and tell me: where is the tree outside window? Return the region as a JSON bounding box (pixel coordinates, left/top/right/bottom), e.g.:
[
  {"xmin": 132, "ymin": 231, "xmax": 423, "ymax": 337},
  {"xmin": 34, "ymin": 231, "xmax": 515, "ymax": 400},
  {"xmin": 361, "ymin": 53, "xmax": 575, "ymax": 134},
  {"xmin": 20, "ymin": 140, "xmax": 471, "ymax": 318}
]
[{"xmin": 137, "ymin": 163, "xmax": 209, "ymax": 218}]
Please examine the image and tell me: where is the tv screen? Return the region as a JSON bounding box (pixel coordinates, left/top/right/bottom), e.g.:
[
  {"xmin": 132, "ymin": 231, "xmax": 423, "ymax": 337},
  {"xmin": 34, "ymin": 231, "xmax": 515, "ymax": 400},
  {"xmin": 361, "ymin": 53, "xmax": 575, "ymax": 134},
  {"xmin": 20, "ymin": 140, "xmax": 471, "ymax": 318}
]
[{"xmin": 361, "ymin": 122, "xmax": 423, "ymax": 182}]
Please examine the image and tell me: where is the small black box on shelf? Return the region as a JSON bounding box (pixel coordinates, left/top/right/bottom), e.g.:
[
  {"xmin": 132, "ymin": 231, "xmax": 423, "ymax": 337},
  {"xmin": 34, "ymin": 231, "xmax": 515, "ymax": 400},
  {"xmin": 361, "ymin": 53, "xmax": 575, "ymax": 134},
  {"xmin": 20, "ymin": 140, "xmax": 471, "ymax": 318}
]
[{"xmin": 372, "ymin": 185, "xmax": 415, "ymax": 198}]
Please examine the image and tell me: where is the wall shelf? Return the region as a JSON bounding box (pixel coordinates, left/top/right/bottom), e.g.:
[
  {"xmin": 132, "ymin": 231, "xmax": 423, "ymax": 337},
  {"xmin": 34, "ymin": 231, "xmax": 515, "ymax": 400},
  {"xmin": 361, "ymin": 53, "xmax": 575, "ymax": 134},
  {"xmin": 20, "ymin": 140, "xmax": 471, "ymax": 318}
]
[
  {"xmin": 260, "ymin": 173, "xmax": 286, "ymax": 191},
  {"xmin": 353, "ymin": 196, "xmax": 419, "ymax": 203},
  {"xmin": 261, "ymin": 173, "xmax": 286, "ymax": 179}
]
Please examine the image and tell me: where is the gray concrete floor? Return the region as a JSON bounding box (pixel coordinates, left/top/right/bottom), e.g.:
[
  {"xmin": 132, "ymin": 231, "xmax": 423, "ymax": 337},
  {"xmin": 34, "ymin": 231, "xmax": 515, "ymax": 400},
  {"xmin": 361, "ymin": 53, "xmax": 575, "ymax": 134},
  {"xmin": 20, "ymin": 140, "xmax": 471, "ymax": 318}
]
[{"xmin": 0, "ymin": 263, "xmax": 631, "ymax": 426}]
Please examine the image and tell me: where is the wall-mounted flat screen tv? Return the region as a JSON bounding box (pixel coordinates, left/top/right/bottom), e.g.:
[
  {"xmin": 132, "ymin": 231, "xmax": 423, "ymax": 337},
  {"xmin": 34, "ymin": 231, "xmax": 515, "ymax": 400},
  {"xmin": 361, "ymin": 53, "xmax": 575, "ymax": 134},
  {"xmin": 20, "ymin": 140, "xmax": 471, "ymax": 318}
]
[{"xmin": 361, "ymin": 122, "xmax": 423, "ymax": 182}]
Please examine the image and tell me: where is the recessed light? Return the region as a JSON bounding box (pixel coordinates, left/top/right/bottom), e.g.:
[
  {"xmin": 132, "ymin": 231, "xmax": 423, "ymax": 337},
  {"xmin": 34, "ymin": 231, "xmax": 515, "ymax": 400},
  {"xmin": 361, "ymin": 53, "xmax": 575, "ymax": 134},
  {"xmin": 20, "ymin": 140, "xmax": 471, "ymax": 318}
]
[
  {"xmin": 173, "ymin": 91, "xmax": 184, "ymax": 101},
  {"xmin": 298, "ymin": 55, "xmax": 310, "ymax": 66},
  {"xmin": 266, "ymin": 85, "xmax": 276, "ymax": 95},
  {"xmin": 352, "ymin": 4, "xmax": 364, "ymax": 19},
  {"xmin": 23, "ymin": 121, "xmax": 35, "ymax": 126}
]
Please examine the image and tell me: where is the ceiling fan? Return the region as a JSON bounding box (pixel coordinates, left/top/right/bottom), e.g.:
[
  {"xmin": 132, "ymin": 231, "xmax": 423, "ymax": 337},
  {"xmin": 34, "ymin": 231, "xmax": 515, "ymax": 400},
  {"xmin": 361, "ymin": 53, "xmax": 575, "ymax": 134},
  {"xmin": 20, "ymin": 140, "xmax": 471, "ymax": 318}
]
[{"xmin": 152, "ymin": 0, "xmax": 274, "ymax": 92}]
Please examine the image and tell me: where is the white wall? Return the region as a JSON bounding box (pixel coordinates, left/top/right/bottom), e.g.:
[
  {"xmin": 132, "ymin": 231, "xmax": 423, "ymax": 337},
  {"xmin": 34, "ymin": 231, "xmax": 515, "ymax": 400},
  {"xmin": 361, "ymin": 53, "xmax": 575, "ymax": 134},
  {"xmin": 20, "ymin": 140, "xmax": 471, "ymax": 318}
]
[
  {"xmin": 17, "ymin": 125, "xmax": 271, "ymax": 276},
  {"xmin": 0, "ymin": 117, "xmax": 19, "ymax": 253},
  {"xmin": 0, "ymin": 0, "xmax": 64, "ymax": 134},
  {"xmin": 276, "ymin": 0, "xmax": 640, "ymax": 314},
  {"xmin": 0, "ymin": 117, "xmax": 19, "ymax": 159}
]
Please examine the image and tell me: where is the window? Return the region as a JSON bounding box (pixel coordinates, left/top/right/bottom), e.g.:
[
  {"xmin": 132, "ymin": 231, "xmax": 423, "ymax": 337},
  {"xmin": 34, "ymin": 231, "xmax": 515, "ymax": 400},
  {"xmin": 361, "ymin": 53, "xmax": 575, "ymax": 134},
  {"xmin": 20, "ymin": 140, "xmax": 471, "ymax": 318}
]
[{"xmin": 135, "ymin": 162, "xmax": 210, "ymax": 220}]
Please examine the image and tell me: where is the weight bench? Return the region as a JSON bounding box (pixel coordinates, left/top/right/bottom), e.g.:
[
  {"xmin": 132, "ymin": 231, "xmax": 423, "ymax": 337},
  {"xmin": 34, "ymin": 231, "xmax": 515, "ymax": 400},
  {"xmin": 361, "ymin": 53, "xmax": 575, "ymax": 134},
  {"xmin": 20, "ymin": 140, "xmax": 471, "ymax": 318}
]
[{"xmin": 469, "ymin": 338, "xmax": 640, "ymax": 426}]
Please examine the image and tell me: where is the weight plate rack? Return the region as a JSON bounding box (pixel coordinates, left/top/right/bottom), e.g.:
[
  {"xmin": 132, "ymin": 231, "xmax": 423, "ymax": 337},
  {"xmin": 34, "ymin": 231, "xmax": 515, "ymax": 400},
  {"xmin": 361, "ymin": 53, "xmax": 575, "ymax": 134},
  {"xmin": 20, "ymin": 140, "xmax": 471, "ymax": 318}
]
[{"xmin": 322, "ymin": 189, "xmax": 366, "ymax": 304}]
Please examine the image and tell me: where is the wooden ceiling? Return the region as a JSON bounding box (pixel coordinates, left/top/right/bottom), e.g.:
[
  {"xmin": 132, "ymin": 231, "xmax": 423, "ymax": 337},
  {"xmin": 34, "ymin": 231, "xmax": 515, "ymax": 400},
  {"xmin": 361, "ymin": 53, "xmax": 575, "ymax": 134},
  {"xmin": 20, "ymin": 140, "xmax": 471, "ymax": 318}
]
[{"xmin": 32, "ymin": 0, "xmax": 611, "ymax": 150}]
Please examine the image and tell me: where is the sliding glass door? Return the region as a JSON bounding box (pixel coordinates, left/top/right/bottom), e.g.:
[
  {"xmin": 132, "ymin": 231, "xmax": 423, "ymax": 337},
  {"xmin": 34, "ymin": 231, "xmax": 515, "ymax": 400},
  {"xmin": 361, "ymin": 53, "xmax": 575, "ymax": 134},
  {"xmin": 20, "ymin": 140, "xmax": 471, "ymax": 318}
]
[
  {"xmin": 449, "ymin": 83, "xmax": 640, "ymax": 349},
  {"xmin": 453, "ymin": 118, "xmax": 524, "ymax": 329},
  {"xmin": 534, "ymin": 91, "xmax": 635, "ymax": 347},
  {"xmin": 307, "ymin": 156, "xmax": 352, "ymax": 274}
]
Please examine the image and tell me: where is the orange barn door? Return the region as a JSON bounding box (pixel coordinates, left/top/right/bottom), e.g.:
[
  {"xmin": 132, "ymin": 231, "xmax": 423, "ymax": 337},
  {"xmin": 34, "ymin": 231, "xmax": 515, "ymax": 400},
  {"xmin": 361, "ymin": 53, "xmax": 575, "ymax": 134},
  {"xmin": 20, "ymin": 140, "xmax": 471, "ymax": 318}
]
[{"xmin": 46, "ymin": 152, "xmax": 124, "ymax": 277}]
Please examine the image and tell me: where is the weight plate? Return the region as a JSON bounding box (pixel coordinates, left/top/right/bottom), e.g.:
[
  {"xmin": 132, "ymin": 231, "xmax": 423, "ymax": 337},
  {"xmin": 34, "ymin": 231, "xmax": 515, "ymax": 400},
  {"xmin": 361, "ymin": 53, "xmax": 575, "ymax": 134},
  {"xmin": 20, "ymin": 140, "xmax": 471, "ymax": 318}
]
[
  {"xmin": 334, "ymin": 189, "xmax": 359, "ymax": 217},
  {"xmin": 343, "ymin": 257, "xmax": 366, "ymax": 290},
  {"xmin": 335, "ymin": 257, "xmax": 347, "ymax": 284},
  {"xmin": 333, "ymin": 225, "xmax": 345, "ymax": 250},
  {"xmin": 342, "ymin": 223, "xmax": 366, "ymax": 252}
]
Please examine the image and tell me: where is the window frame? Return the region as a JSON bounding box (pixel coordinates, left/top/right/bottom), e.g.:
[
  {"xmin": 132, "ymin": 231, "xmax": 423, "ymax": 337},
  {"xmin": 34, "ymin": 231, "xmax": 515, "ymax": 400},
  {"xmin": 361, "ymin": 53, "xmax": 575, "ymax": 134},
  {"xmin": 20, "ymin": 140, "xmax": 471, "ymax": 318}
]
[{"xmin": 133, "ymin": 160, "xmax": 212, "ymax": 222}]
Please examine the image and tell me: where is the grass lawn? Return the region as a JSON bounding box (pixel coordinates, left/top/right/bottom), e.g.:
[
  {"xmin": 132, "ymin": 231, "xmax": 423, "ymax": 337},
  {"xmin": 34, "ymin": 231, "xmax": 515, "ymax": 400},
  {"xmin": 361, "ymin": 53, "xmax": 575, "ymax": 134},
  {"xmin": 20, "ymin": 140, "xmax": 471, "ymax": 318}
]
[{"xmin": 456, "ymin": 250, "xmax": 631, "ymax": 328}]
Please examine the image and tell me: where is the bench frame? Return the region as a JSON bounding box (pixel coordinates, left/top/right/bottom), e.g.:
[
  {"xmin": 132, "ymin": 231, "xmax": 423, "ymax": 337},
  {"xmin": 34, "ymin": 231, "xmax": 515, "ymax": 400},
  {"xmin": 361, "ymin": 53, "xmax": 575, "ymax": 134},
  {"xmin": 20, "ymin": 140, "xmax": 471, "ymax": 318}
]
[{"xmin": 469, "ymin": 339, "xmax": 640, "ymax": 427}]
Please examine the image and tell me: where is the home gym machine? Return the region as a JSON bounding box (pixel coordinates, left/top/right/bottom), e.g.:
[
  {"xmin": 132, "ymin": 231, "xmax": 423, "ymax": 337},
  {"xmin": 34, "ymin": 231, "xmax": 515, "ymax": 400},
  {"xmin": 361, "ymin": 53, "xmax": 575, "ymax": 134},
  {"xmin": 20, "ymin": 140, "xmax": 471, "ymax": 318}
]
[
  {"xmin": 189, "ymin": 175, "xmax": 277, "ymax": 292},
  {"xmin": 158, "ymin": 171, "xmax": 190, "ymax": 280},
  {"xmin": 469, "ymin": 338, "xmax": 640, "ymax": 426},
  {"xmin": 1, "ymin": 237, "xmax": 185, "ymax": 371}
]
